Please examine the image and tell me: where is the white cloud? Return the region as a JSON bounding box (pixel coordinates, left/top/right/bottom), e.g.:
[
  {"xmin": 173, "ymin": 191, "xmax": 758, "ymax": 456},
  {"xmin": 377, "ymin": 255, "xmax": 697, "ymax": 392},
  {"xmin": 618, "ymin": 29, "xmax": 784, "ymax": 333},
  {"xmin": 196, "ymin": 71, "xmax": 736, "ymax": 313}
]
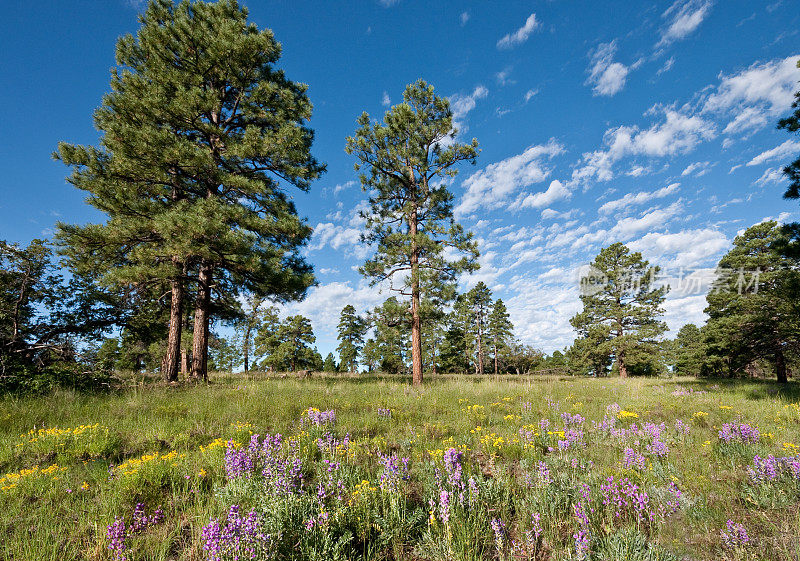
[
  {"xmin": 586, "ymin": 41, "xmax": 631, "ymax": 97},
  {"xmin": 495, "ymin": 68, "xmax": 514, "ymax": 86},
  {"xmin": 754, "ymin": 167, "xmax": 787, "ymax": 187},
  {"xmin": 681, "ymin": 161, "xmax": 712, "ymax": 176},
  {"xmin": 607, "ymin": 201, "xmax": 684, "ymax": 241},
  {"xmin": 455, "ymin": 140, "xmax": 564, "ymax": 217},
  {"xmin": 460, "ymin": 11, "xmax": 470, "ymax": 26},
  {"xmin": 703, "ymin": 55, "xmax": 800, "ymax": 135},
  {"xmin": 657, "ymin": 0, "xmax": 713, "ymax": 48},
  {"xmin": 598, "ymin": 183, "xmax": 680, "ymax": 214},
  {"xmin": 541, "ymin": 208, "xmax": 578, "ymax": 221},
  {"xmin": 524, "ymin": 89, "xmax": 539, "ymax": 103},
  {"xmin": 333, "ymin": 180, "xmax": 356, "ymax": 195},
  {"xmin": 378, "ymin": 0, "xmax": 400, "ymax": 7},
  {"xmin": 573, "ymin": 109, "xmax": 716, "ymax": 182},
  {"xmin": 309, "ymin": 222, "xmax": 363, "ymax": 252},
  {"xmin": 629, "ymin": 228, "xmax": 728, "ymax": 269},
  {"xmin": 281, "ymin": 281, "xmax": 385, "ymax": 336},
  {"xmin": 381, "ymin": 91, "xmax": 391, "ymax": 107},
  {"xmin": 450, "ymin": 85, "xmax": 488, "ymax": 119},
  {"xmin": 497, "ymin": 13, "xmax": 540, "ymax": 50},
  {"xmin": 746, "ymin": 139, "xmax": 800, "ymax": 166},
  {"xmin": 657, "ymin": 56, "xmax": 675, "ymax": 75},
  {"xmin": 510, "ymin": 180, "xmax": 570, "ymax": 210}
]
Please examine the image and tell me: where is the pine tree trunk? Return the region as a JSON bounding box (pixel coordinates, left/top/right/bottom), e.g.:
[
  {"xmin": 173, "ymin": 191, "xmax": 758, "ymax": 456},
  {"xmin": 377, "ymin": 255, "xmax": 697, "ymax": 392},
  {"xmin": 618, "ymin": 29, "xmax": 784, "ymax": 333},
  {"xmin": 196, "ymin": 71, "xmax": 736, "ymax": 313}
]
[
  {"xmin": 618, "ymin": 352, "xmax": 628, "ymax": 378},
  {"xmin": 180, "ymin": 347, "xmax": 188, "ymax": 376},
  {"xmin": 494, "ymin": 339, "xmax": 498, "ymax": 375},
  {"xmin": 776, "ymin": 344, "xmax": 788, "ymax": 383},
  {"xmin": 409, "ymin": 206, "xmax": 423, "ymax": 386},
  {"xmin": 191, "ymin": 262, "xmax": 212, "ymax": 382},
  {"xmin": 476, "ymin": 313, "xmax": 484, "ymax": 376},
  {"xmin": 162, "ymin": 270, "xmax": 184, "ymax": 383}
]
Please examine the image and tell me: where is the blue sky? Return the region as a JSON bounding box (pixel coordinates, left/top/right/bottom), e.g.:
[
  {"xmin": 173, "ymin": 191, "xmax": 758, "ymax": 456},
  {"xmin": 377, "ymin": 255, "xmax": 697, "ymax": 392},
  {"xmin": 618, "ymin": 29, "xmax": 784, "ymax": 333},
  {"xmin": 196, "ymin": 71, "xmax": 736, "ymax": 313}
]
[{"xmin": 1, "ymin": 0, "xmax": 799, "ymax": 358}]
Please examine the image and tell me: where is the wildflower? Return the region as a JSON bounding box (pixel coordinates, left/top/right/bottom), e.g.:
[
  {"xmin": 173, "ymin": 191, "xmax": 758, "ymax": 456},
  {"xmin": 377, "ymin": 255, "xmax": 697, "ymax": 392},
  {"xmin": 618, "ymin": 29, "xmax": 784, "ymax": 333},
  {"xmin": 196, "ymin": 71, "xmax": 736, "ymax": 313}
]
[
  {"xmin": 491, "ymin": 518, "xmax": 506, "ymax": 554},
  {"xmin": 720, "ymin": 520, "xmax": 749, "ymax": 549},
  {"xmin": 106, "ymin": 517, "xmax": 127, "ymax": 561}
]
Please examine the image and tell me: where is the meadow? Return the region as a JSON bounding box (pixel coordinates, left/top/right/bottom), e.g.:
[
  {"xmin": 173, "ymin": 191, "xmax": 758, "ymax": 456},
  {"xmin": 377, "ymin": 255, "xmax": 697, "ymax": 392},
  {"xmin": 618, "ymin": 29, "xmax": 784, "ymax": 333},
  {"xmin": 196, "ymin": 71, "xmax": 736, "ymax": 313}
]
[{"xmin": 1, "ymin": 374, "xmax": 799, "ymax": 561}]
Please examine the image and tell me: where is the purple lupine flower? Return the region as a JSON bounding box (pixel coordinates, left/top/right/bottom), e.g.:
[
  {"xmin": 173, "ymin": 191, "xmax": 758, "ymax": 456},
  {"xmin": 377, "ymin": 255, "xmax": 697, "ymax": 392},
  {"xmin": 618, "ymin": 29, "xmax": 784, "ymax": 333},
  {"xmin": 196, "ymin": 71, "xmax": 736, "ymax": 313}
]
[
  {"xmin": 439, "ymin": 490, "xmax": 451, "ymax": 524},
  {"xmin": 378, "ymin": 452, "xmax": 410, "ymax": 492},
  {"xmin": 720, "ymin": 520, "xmax": 750, "ymax": 549},
  {"xmin": 106, "ymin": 517, "xmax": 127, "ymax": 561},
  {"xmin": 718, "ymin": 422, "xmax": 760, "ymax": 444},
  {"xmin": 491, "ymin": 518, "xmax": 506, "ymax": 554},
  {"xmin": 646, "ymin": 439, "xmax": 669, "ymax": 458}
]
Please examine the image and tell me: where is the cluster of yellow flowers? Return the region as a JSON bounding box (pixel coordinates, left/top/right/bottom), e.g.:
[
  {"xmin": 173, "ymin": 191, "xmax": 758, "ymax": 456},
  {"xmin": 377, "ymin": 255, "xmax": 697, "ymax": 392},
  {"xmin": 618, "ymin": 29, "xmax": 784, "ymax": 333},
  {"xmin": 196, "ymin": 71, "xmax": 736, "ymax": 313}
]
[
  {"xmin": 200, "ymin": 438, "xmax": 238, "ymax": 452},
  {"xmin": 113, "ymin": 450, "xmax": 185, "ymax": 477},
  {"xmin": 617, "ymin": 410, "xmax": 639, "ymax": 419},
  {"xmin": 0, "ymin": 463, "xmax": 67, "ymax": 492},
  {"xmin": 16, "ymin": 423, "xmax": 108, "ymax": 448}
]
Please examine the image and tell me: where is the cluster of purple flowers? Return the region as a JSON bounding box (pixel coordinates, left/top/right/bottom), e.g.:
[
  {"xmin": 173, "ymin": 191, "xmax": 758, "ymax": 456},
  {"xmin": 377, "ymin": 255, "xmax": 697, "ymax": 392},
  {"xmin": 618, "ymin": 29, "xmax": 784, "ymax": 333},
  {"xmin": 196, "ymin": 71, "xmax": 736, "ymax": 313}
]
[
  {"xmin": 302, "ymin": 408, "xmax": 336, "ymax": 427},
  {"xmin": 572, "ymin": 484, "xmax": 592, "ymax": 560},
  {"xmin": 646, "ymin": 439, "xmax": 669, "ymax": 458},
  {"xmin": 224, "ymin": 434, "xmax": 304, "ymax": 496},
  {"xmin": 622, "ymin": 447, "xmax": 647, "ymax": 470},
  {"xmin": 316, "ymin": 431, "xmax": 350, "ymax": 455},
  {"xmin": 748, "ymin": 454, "xmax": 800, "ymax": 482},
  {"xmin": 202, "ymin": 505, "xmax": 273, "ymax": 561},
  {"xmin": 600, "ymin": 477, "xmax": 654, "ymax": 523},
  {"xmin": 674, "ymin": 419, "xmax": 690, "ymax": 435},
  {"xmin": 131, "ymin": 502, "xmax": 164, "ymax": 532},
  {"xmin": 671, "ymin": 385, "xmax": 705, "ymax": 397},
  {"xmin": 106, "ymin": 517, "xmax": 128, "ymax": 561},
  {"xmin": 554, "ymin": 428, "xmax": 585, "ymax": 451},
  {"xmin": 718, "ymin": 422, "xmax": 760, "ymax": 444},
  {"xmin": 521, "ymin": 401, "xmax": 533, "ymax": 414},
  {"xmin": 376, "ymin": 407, "xmax": 392, "ymax": 418},
  {"xmin": 106, "ymin": 504, "xmax": 165, "ymax": 561},
  {"xmin": 561, "ymin": 412, "xmax": 586, "ymax": 427},
  {"xmin": 511, "ymin": 512, "xmax": 544, "ymax": 558},
  {"xmin": 431, "ymin": 447, "xmax": 473, "ymax": 525},
  {"xmin": 490, "ymin": 518, "xmax": 506, "ymax": 554},
  {"xmin": 378, "ymin": 452, "xmax": 410, "ymax": 492},
  {"xmin": 720, "ymin": 520, "xmax": 750, "ymax": 549}
]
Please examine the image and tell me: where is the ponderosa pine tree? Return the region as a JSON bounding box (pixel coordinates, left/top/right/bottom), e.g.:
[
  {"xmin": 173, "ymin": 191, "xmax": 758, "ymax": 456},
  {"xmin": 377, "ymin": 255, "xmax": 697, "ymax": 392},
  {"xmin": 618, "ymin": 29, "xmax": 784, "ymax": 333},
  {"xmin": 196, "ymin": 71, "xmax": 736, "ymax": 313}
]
[
  {"xmin": 322, "ymin": 352, "xmax": 337, "ymax": 373},
  {"xmin": 704, "ymin": 221, "xmax": 800, "ymax": 382},
  {"xmin": 571, "ymin": 243, "xmax": 668, "ymax": 378},
  {"xmin": 345, "ymin": 80, "xmax": 479, "ymax": 385},
  {"xmin": 336, "ymin": 305, "xmax": 367, "ymax": 373},
  {"xmin": 262, "ymin": 315, "xmax": 317, "ymax": 372},
  {"xmin": 467, "ymin": 282, "xmax": 493, "ymax": 375},
  {"xmin": 486, "ymin": 298, "xmax": 513, "ymax": 375},
  {"xmin": 56, "ymin": 0, "xmax": 322, "ymax": 383}
]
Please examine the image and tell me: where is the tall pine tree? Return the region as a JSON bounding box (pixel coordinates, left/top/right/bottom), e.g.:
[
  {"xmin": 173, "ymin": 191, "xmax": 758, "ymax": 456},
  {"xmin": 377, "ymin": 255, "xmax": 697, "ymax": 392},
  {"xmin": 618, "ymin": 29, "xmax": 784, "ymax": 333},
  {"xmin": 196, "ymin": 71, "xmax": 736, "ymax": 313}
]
[
  {"xmin": 346, "ymin": 80, "xmax": 479, "ymax": 385},
  {"xmin": 56, "ymin": 0, "xmax": 322, "ymax": 382}
]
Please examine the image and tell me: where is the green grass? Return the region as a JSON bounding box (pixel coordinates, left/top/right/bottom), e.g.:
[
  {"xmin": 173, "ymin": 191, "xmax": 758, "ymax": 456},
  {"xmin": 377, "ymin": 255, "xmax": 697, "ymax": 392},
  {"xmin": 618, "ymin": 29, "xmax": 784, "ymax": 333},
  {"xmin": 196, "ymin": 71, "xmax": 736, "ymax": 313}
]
[{"xmin": 2, "ymin": 374, "xmax": 800, "ymax": 560}]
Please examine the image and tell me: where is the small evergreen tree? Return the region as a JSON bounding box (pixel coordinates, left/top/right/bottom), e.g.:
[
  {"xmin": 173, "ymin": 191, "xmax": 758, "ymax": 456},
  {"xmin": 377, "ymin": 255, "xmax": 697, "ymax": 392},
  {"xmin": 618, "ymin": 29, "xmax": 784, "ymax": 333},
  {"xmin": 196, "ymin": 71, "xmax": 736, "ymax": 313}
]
[
  {"xmin": 486, "ymin": 298, "xmax": 513, "ymax": 375},
  {"xmin": 322, "ymin": 352, "xmax": 337, "ymax": 373},
  {"xmin": 336, "ymin": 305, "xmax": 367, "ymax": 373},
  {"xmin": 571, "ymin": 243, "xmax": 668, "ymax": 378}
]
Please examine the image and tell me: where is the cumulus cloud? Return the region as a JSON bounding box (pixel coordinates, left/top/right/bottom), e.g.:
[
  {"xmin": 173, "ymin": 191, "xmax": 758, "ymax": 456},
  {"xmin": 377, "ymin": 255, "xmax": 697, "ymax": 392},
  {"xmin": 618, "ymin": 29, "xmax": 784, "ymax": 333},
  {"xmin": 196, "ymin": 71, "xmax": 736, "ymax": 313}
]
[
  {"xmin": 381, "ymin": 91, "xmax": 391, "ymax": 107},
  {"xmin": 598, "ymin": 183, "xmax": 680, "ymax": 214},
  {"xmin": 573, "ymin": 108, "xmax": 716, "ymax": 182},
  {"xmin": 628, "ymin": 228, "xmax": 728, "ymax": 269},
  {"xmin": 497, "ymin": 13, "xmax": 540, "ymax": 49},
  {"xmin": 510, "ymin": 180, "xmax": 570, "ymax": 210},
  {"xmin": 746, "ymin": 139, "xmax": 800, "ymax": 166},
  {"xmin": 524, "ymin": 89, "xmax": 539, "ymax": 103},
  {"xmin": 455, "ymin": 140, "xmax": 564, "ymax": 217},
  {"xmin": 703, "ymin": 55, "xmax": 800, "ymax": 135},
  {"xmin": 657, "ymin": 0, "xmax": 714, "ymax": 48},
  {"xmin": 460, "ymin": 11, "xmax": 469, "ymax": 26},
  {"xmin": 586, "ymin": 41, "xmax": 631, "ymax": 97}
]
